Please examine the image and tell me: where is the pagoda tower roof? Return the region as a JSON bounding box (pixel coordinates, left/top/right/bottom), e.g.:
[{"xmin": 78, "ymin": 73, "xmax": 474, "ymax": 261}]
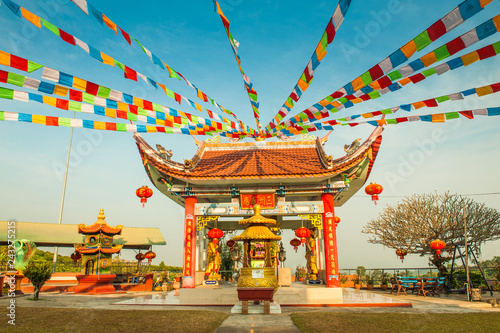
[
  {"xmin": 77, "ymin": 209, "xmax": 123, "ymax": 235},
  {"xmin": 74, "ymin": 244, "xmax": 123, "ymax": 254}
]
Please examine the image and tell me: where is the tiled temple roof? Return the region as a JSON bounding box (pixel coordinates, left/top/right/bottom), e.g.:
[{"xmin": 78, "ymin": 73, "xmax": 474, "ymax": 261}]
[{"xmin": 134, "ymin": 126, "xmax": 383, "ymax": 182}]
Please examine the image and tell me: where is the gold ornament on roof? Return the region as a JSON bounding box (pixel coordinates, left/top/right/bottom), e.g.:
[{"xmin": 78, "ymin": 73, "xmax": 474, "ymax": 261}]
[
  {"xmin": 233, "ymin": 205, "xmax": 281, "ymax": 241},
  {"xmin": 207, "ymin": 136, "xmax": 221, "ymax": 144},
  {"xmin": 238, "ymin": 204, "xmax": 276, "ymax": 227},
  {"xmin": 300, "ymin": 134, "xmax": 315, "ymax": 141}
]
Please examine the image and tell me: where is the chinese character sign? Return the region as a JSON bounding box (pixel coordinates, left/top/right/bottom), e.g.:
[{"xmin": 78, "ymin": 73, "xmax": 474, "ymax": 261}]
[
  {"xmin": 183, "ymin": 218, "xmax": 194, "ymax": 277},
  {"xmin": 240, "ymin": 193, "xmax": 275, "ymax": 209}
]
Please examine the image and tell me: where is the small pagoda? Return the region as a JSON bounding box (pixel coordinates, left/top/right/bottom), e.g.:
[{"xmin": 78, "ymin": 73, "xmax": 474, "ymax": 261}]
[
  {"xmin": 232, "ymin": 204, "xmax": 282, "ymax": 314},
  {"xmin": 73, "ymin": 209, "xmax": 123, "ymax": 294},
  {"xmin": 233, "ymin": 204, "xmax": 282, "ymax": 291}
]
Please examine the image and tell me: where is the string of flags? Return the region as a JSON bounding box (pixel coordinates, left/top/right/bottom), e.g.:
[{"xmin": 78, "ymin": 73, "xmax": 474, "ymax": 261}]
[
  {"xmin": 0, "ymin": 109, "xmax": 245, "ymax": 137},
  {"xmin": 0, "ymin": 0, "xmax": 254, "ymax": 134},
  {"xmin": 0, "ymin": 0, "xmax": 498, "ymax": 139},
  {"xmin": 213, "ymin": 1, "xmax": 261, "ymax": 129},
  {"xmin": 0, "ymin": 68, "xmax": 246, "ymax": 134},
  {"xmin": 277, "ymin": 107, "xmax": 500, "ymax": 136},
  {"xmin": 68, "ymin": 0, "xmax": 235, "ymax": 123},
  {"xmin": 284, "ymin": 81, "xmax": 500, "ymax": 133},
  {"xmin": 0, "ymin": 84, "xmax": 243, "ymax": 134},
  {"xmin": 266, "ymin": 0, "xmax": 352, "ymax": 131},
  {"xmin": 275, "ymin": 40, "xmax": 500, "ymax": 132},
  {"xmin": 0, "ymin": 50, "xmax": 252, "ymax": 134},
  {"xmin": 269, "ymin": 0, "xmax": 496, "ymax": 134}
]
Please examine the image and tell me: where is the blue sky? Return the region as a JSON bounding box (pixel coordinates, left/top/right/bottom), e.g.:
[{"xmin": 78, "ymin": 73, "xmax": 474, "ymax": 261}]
[{"xmin": 0, "ymin": 0, "xmax": 499, "ymax": 270}]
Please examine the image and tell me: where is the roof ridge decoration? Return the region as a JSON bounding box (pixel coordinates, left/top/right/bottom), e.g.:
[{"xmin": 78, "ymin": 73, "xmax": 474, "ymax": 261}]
[
  {"xmin": 133, "ymin": 133, "xmax": 186, "ymax": 171},
  {"xmin": 320, "ymin": 130, "xmax": 333, "ymax": 146}
]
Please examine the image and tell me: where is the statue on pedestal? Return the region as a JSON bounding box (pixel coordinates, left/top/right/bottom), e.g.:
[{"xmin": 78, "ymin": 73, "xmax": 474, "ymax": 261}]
[
  {"xmin": 305, "ymin": 231, "xmax": 319, "ymax": 281},
  {"xmin": 204, "ymin": 238, "xmax": 221, "ymax": 281}
]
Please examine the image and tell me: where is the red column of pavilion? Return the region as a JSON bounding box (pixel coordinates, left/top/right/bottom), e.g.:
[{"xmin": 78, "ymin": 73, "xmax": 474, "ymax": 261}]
[
  {"xmin": 182, "ymin": 196, "xmax": 197, "ymax": 288},
  {"xmin": 322, "ymin": 193, "xmax": 339, "ymax": 287}
]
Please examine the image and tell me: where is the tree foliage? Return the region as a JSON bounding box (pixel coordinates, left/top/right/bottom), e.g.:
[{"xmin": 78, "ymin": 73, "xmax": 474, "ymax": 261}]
[
  {"xmin": 23, "ymin": 261, "xmax": 52, "ymax": 300},
  {"xmin": 220, "ymin": 242, "xmax": 242, "ymax": 281},
  {"xmin": 362, "ymin": 192, "xmax": 500, "ymax": 273}
]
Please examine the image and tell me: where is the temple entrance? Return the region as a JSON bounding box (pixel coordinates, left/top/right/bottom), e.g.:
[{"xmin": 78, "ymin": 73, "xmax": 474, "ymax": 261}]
[
  {"xmin": 135, "ymin": 125, "xmax": 384, "ymax": 289},
  {"xmin": 85, "ymin": 260, "xmax": 94, "ymax": 275}
]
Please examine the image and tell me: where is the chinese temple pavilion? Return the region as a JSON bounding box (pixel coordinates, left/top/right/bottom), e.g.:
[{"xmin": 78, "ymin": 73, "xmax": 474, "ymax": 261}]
[
  {"xmin": 74, "ymin": 209, "xmax": 123, "ymax": 275},
  {"xmin": 134, "ymin": 125, "xmax": 383, "ymax": 288}
]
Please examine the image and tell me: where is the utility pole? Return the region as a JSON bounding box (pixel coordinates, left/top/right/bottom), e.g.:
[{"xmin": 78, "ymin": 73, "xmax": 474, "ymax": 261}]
[
  {"xmin": 52, "ymin": 112, "xmax": 75, "ymax": 273},
  {"xmin": 463, "ymin": 200, "xmax": 471, "ymax": 301}
]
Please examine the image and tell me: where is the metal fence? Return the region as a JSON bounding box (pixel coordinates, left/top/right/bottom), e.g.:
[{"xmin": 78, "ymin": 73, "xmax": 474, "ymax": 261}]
[
  {"xmin": 2, "ymin": 262, "xmax": 496, "ymax": 286},
  {"xmin": 339, "ymin": 266, "xmax": 498, "ymax": 286},
  {"xmin": 0, "ymin": 262, "xmax": 175, "ymax": 275}
]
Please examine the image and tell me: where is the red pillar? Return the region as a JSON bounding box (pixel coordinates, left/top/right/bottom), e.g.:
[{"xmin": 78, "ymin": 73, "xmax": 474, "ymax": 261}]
[
  {"xmin": 322, "ymin": 193, "xmax": 339, "ymax": 287},
  {"xmin": 182, "ymin": 196, "xmax": 197, "ymax": 288}
]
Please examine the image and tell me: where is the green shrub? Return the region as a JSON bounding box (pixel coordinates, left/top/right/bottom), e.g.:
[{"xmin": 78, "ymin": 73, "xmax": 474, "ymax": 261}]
[{"xmin": 23, "ymin": 261, "xmax": 52, "ymax": 300}]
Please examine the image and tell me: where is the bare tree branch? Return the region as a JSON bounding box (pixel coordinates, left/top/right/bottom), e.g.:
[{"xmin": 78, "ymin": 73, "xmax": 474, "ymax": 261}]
[{"xmin": 362, "ymin": 192, "xmax": 500, "ymax": 272}]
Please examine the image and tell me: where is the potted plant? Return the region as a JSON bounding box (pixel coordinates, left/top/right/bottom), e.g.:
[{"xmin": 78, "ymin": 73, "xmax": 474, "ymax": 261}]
[
  {"xmin": 380, "ymin": 273, "xmax": 389, "ymax": 290},
  {"xmin": 295, "ymin": 266, "xmax": 307, "ymax": 282},
  {"xmin": 366, "ymin": 273, "xmax": 375, "ymax": 290},
  {"xmin": 339, "ymin": 275, "xmax": 348, "ymax": 288},
  {"xmin": 353, "ymin": 275, "xmax": 361, "ymax": 290}
]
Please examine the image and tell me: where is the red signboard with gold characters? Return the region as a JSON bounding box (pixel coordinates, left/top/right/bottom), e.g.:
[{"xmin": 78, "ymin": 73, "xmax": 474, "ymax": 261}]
[
  {"xmin": 183, "ymin": 215, "xmax": 194, "ymax": 277},
  {"xmin": 240, "ymin": 193, "xmax": 276, "ymax": 210}
]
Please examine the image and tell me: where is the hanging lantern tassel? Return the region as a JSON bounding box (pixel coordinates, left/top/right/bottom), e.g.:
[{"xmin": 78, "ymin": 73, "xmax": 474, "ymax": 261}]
[
  {"xmin": 430, "ymin": 239, "xmax": 446, "ymax": 259},
  {"xmin": 295, "ymin": 227, "xmax": 311, "ymax": 247},
  {"xmin": 365, "ymin": 182, "xmax": 383, "ymax": 205},
  {"xmin": 136, "ymin": 185, "xmax": 153, "ymax": 207},
  {"xmin": 395, "ymin": 249, "xmax": 408, "ymax": 263},
  {"xmin": 290, "ymin": 238, "xmax": 301, "ymax": 253}
]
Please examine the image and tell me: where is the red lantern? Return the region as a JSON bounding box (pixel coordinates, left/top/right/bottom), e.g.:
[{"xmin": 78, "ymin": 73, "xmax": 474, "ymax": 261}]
[
  {"xmin": 334, "ymin": 216, "xmax": 341, "ymax": 224},
  {"xmin": 295, "ymin": 227, "xmax": 311, "ymax": 246},
  {"xmin": 144, "ymin": 250, "xmax": 156, "ymax": 261},
  {"xmin": 395, "ymin": 249, "xmax": 408, "ymax": 263},
  {"xmin": 135, "ymin": 252, "xmax": 145, "ymax": 262},
  {"xmin": 144, "ymin": 250, "xmax": 156, "ymax": 273},
  {"xmin": 365, "ymin": 182, "xmax": 383, "ymax": 205},
  {"xmin": 136, "ymin": 185, "xmax": 153, "ymax": 207},
  {"xmin": 430, "ymin": 239, "xmax": 446, "ymax": 259},
  {"xmin": 226, "ymin": 239, "xmax": 236, "ymax": 248},
  {"xmin": 208, "ymin": 228, "xmax": 223, "ymax": 239},
  {"xmin": 71, "ymin": 252, "xmax": 81, "ymax": 264},
  {"xmin": 290, "ymin": 238, "xmax": 301, "ymax": 253}
]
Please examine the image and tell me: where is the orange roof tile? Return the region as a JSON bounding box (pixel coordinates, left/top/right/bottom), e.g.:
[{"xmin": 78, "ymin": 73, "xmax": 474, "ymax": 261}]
[
  {"xmin": 74, "ymin": 244, "xmax": 122, "ymax": 254},
  {"xmin": 78, "ymin": 209, "xmax": 123, "ymax": 235},
  {"xmin": 135, "ymin": 126, "xmax": 383, "ymax": 181}
]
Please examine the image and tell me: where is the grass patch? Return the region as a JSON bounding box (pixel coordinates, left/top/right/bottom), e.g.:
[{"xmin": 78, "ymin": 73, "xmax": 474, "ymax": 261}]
[
  {"xmin": 2, "ymin": 307, "xmax": 228, "ymax": 333},
  {"xmin": 291, "ymin": 312, "xmax": 500, "ymax": 333}
]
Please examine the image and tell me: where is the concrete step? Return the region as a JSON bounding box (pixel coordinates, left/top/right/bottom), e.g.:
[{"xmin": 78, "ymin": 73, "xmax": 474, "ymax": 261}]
[{"xmin": 231, "ymin": 301, "xmax": 281, "ymax": 314}]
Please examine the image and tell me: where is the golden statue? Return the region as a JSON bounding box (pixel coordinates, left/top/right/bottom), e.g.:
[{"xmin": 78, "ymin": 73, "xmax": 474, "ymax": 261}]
[
  {"xmin": 305, "ymin": 232, "xmax": 319, "ymax": 280},
  {"xmin": 205, "ymin": 238, "xmax": 221, "ymax": 280}
]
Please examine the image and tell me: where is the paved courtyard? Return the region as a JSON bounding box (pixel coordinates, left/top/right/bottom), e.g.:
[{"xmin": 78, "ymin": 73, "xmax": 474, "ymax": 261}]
[{"xmin": 1, "ymin": 288, "xmax": 498, "ymax": 332}]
